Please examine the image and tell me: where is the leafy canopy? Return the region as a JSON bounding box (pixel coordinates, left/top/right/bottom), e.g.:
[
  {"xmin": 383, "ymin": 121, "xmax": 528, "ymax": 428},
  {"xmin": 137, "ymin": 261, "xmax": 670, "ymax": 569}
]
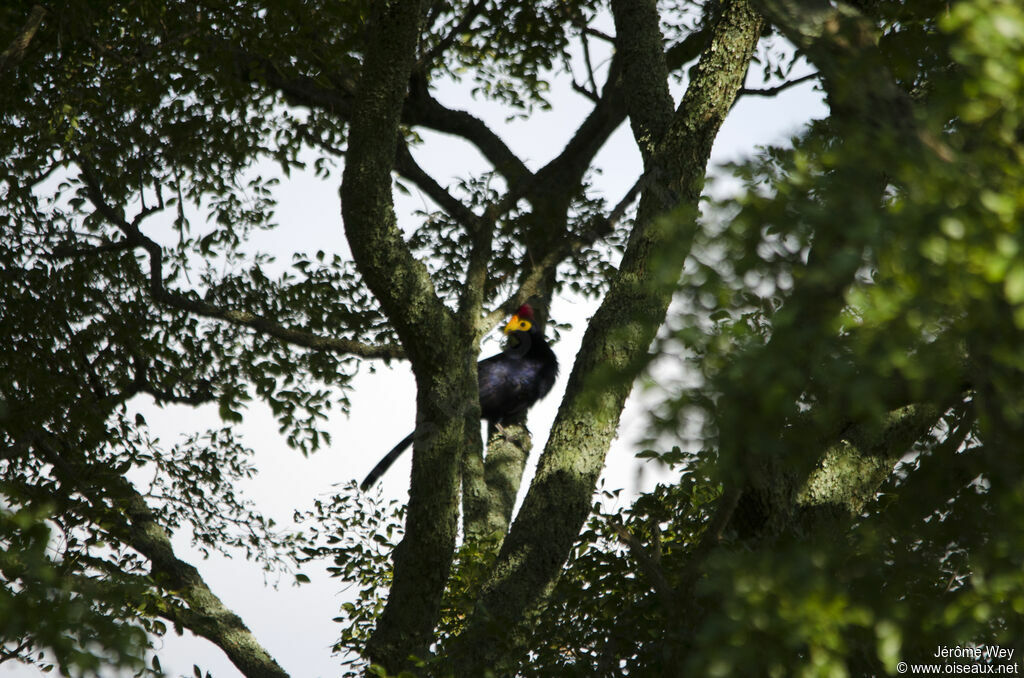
[{"xmin": 3, "ymin": 0, "xmax": 1024, "ymax": 676}]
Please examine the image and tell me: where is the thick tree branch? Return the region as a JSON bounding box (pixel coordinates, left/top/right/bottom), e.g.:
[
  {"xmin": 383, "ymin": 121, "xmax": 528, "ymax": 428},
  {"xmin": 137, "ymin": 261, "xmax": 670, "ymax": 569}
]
[
  {"xmin": 611, "ymin": 0, "xmax": 676, "ymax": 162},
  {"xmin": 340, "ymin": 2, "xmax": 476, "ymax": 671},
  {"xmin": 403, "ymin": 76, "xmax": 533, "ymax": 187},
  {"xmin": 293, "ymin": 129, "xmax": 489, "ymax": 249},
  {"xmin": 451, "ymin": 3, "xmax": 764, "ymax": 673},
  {"xmin": 393, "ymin": 142, "xmax": 482, "ymax": 232},
  {"xmin": 0, "ymin": 5, "xmax": 46, "ymax": 75},
  {"xmin": 665, "ymin": 24, "xmax": 713, "ymax": 68},
  {"xmin": 531, "ymin": 53, "xmax": 628, "ymax": 200},
  {"xmin": 246, "ymin": 17, "xmax": 711, "ymax": 306},
  {"xmin": 414, "ymin": 19, "xmax": 708, "ymax": 209},
  {"xmin": 477, "ymin": 21, "xmax": 715, "ymax": 335},
  {"xmin": 458, "ymin": 185, "xmax": 495, "ymax": 338},
  {"xmin": 795, "ymin": 403, "xmax": 947, "ymax": 524},
  {"xmin": 243, "ymin": 51, "xmax": 534, "ymax": 192},
  {"xmin": 480, "ymin": 169, "xmax": 649, "ymax": 335},
  {"xmin": 31, "ymin": 436, "xmax": 289, "ymax": 678},
  {"xmin": 338, "ymin": 0, "xmax": 459, "ymax": 357},
  {"xmin": 473, "ymin": 423, "xmax": 532, "ymax": 546},
  {"xmin": 492, "ymin": 14, "xmax": 711, "ymax": 324},
  {"xmin": 873, "ymin": 403, "xmax": 977, "ymax": 528}
]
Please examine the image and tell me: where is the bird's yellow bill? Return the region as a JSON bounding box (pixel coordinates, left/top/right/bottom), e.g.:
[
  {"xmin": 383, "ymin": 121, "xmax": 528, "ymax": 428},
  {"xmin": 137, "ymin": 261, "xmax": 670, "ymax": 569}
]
[{"xmin": 503, "ymin": 314, "xmax": 532, "ymax": 334}]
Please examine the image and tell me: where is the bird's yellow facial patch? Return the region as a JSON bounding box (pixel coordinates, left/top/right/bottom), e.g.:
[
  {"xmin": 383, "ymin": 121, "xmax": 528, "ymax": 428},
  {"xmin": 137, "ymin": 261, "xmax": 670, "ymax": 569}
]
[{"xmin": 503, "ymin": 314, "xmax": 532, "ymax": 334}]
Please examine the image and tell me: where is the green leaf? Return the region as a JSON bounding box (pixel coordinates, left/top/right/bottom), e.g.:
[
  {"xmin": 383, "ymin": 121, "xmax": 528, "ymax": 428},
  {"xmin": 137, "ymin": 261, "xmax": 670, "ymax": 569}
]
[{"xmin": 1005, "ymin": 262, "xmax": 1024, "ymax": 304}]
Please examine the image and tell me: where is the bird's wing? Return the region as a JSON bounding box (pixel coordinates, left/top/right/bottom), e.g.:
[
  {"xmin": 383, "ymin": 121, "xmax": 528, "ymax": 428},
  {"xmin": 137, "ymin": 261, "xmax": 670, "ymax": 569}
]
[{"xmin": 478, "ymin": 356, "xmax": 546, "ymax": 422}]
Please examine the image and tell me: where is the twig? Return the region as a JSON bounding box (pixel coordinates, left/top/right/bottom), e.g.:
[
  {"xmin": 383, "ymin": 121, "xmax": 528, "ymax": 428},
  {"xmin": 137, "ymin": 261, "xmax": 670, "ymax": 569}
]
[
  {"xmin": 28, "ymin": 433, "xmax": 291, "ymax": 678},
  {"xmin": 571, "ymin": 79, "xmax": 600, "ymax": 103},
  {"xmin": 394, "ymin": 142, "xmax": 483, "ymax": 232},
  {"xmin": 416, "ymin": 0, "xmax": 487, "ymax": 70},
  {"xmin": 0, "ymin": 639, "xmax": 33, "ymax": 666},
  {"xmin": 582, "ymin": 26, "xmax": 615, "ymax": 43},
  {"xmin": 611, "ymin": 519, "xmax": 676, "ymax": 609},
  {"xmin": 678, "ymin": 486, "xmax": 741, "ymax": 590},
  {"xmin": 739, "ymin": 72, "xmax": 819, "ymax": 97},
  {"xmin": 580, "ymin": 25, "xmax": 600, "ymax": 98}
]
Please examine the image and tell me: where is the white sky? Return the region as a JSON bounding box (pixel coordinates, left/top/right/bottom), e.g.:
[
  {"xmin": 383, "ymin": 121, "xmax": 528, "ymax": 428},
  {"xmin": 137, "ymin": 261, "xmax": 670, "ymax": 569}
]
[{"xmin": 3, "ymin": 26, "xmax": 826, "ymax": 678}]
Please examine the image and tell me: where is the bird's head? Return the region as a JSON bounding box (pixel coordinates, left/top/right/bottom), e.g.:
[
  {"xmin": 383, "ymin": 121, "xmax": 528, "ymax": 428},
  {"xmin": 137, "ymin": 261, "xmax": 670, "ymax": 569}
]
[{"xmin": 503, "ymin": 304, "xmax": 535, "ymax": 336}]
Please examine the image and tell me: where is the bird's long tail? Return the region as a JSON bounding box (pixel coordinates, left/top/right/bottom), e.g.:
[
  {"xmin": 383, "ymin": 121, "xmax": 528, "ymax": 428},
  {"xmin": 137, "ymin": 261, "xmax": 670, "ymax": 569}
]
[{"xmin": 360, "ymin": 432, "xmax": 415, "ymax": 491}]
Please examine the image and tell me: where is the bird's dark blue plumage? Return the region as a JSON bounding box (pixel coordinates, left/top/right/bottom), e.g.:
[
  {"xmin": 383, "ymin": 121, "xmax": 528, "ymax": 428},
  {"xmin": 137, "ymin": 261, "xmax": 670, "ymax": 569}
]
[{"xmin": 361, "ymin": 305, "xmax": 558, "ymax": 490}]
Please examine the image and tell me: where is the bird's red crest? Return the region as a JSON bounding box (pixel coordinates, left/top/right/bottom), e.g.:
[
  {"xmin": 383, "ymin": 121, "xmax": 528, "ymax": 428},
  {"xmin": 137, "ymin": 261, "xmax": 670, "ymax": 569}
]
[{"xmin": 516, "ymin": 304, "xmax": 534, "ymax": 320}]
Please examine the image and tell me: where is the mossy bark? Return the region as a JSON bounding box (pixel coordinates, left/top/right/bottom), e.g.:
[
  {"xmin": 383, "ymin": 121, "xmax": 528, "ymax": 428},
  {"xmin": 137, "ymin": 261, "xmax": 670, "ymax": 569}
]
[
  {"xmin": 799, "ymin": 405, "xmax": 940, "ymax": 514},
  {"xmin": 37, "ymin": 438, "xmax": 289, "ymax": 678},
  {"xmin": 450, "ymin": 2, "xmax": 765, "ymax": 674},
  {"xmin": 733, "ymin": 404, "xmax": 946, "ymax": 540},
  {"xmin": 339, "ymin": 1, "xmax": 479, "ymax": 670},
  {"xmin": 464, "ymin": 420, "xmax": 533, "ymax": 550}
]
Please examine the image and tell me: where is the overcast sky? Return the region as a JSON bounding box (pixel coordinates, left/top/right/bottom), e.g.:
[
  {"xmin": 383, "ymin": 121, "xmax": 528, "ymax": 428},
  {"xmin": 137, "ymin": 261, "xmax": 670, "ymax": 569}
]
[{"xmin": 4, "ymin": 26, "xmax": 826, "ymax": 678}]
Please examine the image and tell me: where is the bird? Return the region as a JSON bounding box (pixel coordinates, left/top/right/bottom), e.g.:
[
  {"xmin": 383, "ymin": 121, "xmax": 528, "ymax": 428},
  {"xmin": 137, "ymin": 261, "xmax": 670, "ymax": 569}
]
[{"xmin": 360, "ymin": 304, "xmax": 558, "ymax": 490}]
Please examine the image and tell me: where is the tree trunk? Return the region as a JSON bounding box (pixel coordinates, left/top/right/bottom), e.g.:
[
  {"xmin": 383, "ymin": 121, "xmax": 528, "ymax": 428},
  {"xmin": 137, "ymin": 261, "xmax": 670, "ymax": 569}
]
[{"xmin": 450, "ymin": 2, "xmax": 765, "ymax": 673}]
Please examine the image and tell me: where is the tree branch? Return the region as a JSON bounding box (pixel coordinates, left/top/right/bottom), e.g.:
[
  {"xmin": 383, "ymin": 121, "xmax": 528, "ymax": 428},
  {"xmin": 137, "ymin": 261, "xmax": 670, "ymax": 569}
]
[
  {"xmin": 524, "ymin": 19, "xmax": 711, "ymax": 214},
  {"xmin": 0, "ymin": 5, "xmax": 46, "ymax": 75},
  {"xmin": 678, "ymin": 486, "xmax": 742, "ymax": 591},
  {"xmin": 611, "ymin": 0, "xmax": 676, "ymax": 162},
  {"xmin": 579, "ymin": 26, "xmax": 600, "ymax": 98},
  {"xmin": 393, "ymin": 142, "xmax": 483, "ymax": 232},
  {"xmin": 415, "ymin": 0, "xmax": 487, "ymax": 71},
  {"xmin": 124, "ymin": 354, "xmax": 217, "ymax": 407},
  {"xmin": 452, "ymin": 3, "xmax": 764, "ymax": 673},
  {"xmin": 582, "ymin": 26, "xmax": 615, "ymax": 43},
  {"xmin": 610, "ymin": 520, "xmax": 676, "ymax": 610},
  {"xmin": 242, "ymin": 48, "xmax": 535, "ymax": 193},
  {"xmin": 31, "ymin": 435, "xmax": 289, "ymax": 678},
  {"xmin": 796, "ymin": 403, "xmax": 947, "ymax": 522},
  {"xmin": 0, "ymin": 639, "xmax": 33, "ymax": 667},
  {"xmin": 739, "ymin": 71, "xmax": 819, "ymax": 97},
  {"xmin": 234, "ymin": 51, "xmax": 355, "ymax": 117},
  {"xmin": 571, "ymin": 79, "xmax": 600, "ymax": 103},
  {"xmin": 74, "ymin": 160, "xmax": 403, "ymax": 361},
  {"xmin": 531, "ymin": 51, "xmax": 627, "ymax": 197},
  {"xmin": 403, "ymin": 75, "xmax": 533, "ymax": 187},
  {"xmin": 480, "ymin": 150, "xmax": 653, "ymax": 335},
  {"xmin": 478, "ymin": 22, "xmax": 714, "ymax": 335},
  {"xmin": 665, "ymin": 24, "xmax": 714, "ymax": 71},
  {"xmin": 340, "ymin": 2, "xmax": 472, "ymax": 671}
]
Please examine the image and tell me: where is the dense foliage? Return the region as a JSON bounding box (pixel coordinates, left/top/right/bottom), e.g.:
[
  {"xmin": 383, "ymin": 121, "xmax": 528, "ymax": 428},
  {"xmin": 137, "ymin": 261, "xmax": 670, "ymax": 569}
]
[
  {"xmin": 530, "ymin": 1, "xmax": 1024, "ymax": 673},
  {"xmin": 3, "ymin": 0, "xmax": 1024, "ymax": 676}
]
